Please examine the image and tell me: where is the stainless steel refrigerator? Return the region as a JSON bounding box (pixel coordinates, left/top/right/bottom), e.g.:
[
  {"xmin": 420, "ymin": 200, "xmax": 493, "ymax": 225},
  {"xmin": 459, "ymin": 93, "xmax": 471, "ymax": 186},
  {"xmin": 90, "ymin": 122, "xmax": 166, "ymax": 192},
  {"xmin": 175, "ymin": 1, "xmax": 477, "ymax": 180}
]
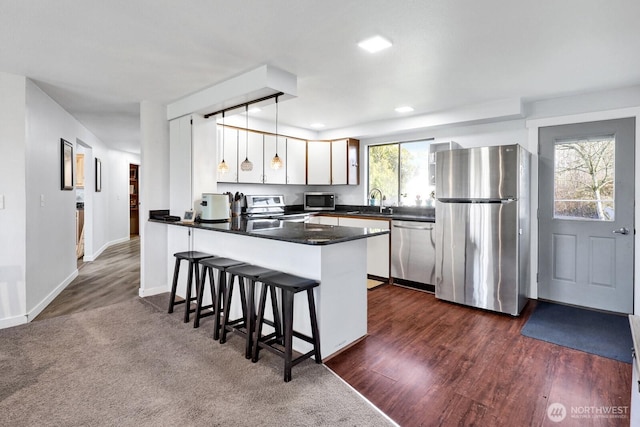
[{"xmin": 434, "ymin": 144, "xmax": 530, "ymax": 315}]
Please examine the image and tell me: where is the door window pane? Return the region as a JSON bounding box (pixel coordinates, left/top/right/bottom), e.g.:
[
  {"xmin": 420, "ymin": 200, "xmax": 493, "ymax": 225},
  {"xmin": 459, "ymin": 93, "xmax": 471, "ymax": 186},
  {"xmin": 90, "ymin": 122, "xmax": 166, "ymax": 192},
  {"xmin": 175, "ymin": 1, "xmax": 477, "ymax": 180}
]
[{"xmin": 554, "ymin": 136, "xmax": 615, "ymax": 221}]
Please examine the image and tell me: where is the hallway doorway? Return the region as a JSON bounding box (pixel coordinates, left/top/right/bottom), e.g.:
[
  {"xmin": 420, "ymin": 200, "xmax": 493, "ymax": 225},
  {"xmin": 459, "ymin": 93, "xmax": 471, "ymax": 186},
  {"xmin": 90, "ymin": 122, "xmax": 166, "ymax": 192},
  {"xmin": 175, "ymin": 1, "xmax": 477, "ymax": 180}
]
[
  {"xmin": 129, "ymin": 164, "xmax": 139, "ymax": 236},
  {"xmin": 75, "ymin": 139, "xmax": 93, "ymax": 269}
]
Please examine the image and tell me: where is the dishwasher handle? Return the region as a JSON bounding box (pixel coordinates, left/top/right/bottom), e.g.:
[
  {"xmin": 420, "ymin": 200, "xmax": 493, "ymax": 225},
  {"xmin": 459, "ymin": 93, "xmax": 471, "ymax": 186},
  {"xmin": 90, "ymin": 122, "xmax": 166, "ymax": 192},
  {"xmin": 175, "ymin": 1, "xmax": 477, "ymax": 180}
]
[{"xmin": 393, "ymin": 224, "xmax": 433, "ymax": 231}]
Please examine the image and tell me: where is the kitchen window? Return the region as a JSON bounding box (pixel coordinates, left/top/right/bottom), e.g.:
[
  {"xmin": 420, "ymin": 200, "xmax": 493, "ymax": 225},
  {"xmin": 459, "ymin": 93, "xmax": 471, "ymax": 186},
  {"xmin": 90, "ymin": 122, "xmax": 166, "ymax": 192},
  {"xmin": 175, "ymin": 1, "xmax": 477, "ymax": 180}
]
[{"xmin": 368, "ymin": 139, "xmax": 433, "ymax": 207}]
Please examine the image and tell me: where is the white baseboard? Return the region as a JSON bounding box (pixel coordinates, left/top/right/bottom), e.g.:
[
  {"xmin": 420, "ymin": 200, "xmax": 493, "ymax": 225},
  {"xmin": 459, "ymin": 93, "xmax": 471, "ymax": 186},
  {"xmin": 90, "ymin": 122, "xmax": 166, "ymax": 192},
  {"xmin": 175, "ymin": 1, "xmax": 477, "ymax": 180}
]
[
  {"xmin": 138, "ymin": 285, "xmax": 167, "ymax": 297},
  {"xmin": 0, "ymin": 314, "xmax": 28, "ymax": 329},
  {"xmin": 85, "ymin": 236, "xmax": 130, "ymax": 262},
  {"xmin": 27, "ymin": 269, "xmax": 79, "ymax": 322}
]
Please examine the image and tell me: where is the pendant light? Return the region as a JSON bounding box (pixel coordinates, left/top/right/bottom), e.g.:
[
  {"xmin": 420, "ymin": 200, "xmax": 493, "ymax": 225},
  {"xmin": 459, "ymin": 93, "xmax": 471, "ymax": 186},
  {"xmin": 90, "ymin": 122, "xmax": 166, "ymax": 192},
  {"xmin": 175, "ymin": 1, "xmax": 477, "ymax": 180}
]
[
  {"xmin": 240, "ymin": 105, "xmax": 253, "ymax": 172},
  {"xmin": 217, "ymin": 111, "xmax": 229, "ymax": 174},
  {"xmin": 271, "ymin": 95, "xmax": 283, "ymax": 170}
]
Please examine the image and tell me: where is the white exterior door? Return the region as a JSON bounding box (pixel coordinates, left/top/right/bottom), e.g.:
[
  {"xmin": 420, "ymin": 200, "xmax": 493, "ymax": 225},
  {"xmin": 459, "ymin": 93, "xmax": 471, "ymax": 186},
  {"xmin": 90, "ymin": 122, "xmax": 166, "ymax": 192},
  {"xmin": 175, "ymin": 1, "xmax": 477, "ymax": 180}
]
[{"xmin": 538, "ymin": 118, "xmax": 635, "ymax": 313}]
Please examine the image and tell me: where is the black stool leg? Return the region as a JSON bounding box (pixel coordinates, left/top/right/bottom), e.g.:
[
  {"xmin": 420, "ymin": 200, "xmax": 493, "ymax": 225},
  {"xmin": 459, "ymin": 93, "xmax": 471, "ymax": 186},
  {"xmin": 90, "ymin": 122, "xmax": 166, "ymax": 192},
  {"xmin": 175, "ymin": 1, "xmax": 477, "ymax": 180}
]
[
  {"xmin": 270, "ymin": 286, "xmax": 282, "ymax": 342},
  {"xmin": 221, "ymin": 274, "xmax": 247, "ymax": 343},
  {"xmin": 168, "ymin": 258, "xmax": 181, "ymax": 313},
  {"xmin": 282, "ymin": 290, "xmax": 295, "ymax": 383},
  {"xmin": 213, "ymin": 269, "xmax": 226, "ymax": 340},
  {"xmin": 243, "ymin": 278, "xmax": 256, "ymax": 359},
  {"xmin": 207, "ymin": 266, "xmax": 216, "ymax": 328},
  {"xmin": 193, "ymin": 265, "xmax": 208, "ymax": 328},
  {"xmin": 183, "ymin": 261, "xmax": 195, "ymax": 323},
  {"xmin": 307, "ymin": 288, "xmax": 322, "ymax": 363},
  {"xmin": 219, "ymin": 274, "xmax": 235, "ymax": 344},
  {"xmin": 251, "ymin": 283, "xmax": 269, "ymax": 362}
]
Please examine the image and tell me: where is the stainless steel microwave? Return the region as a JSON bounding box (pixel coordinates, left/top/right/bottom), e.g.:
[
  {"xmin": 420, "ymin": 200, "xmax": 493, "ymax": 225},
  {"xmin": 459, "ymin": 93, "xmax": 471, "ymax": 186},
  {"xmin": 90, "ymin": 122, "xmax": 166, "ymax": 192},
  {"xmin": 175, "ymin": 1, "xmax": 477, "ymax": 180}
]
[{"xmin": 304, "ymin": 192, "xmax": 335, "ymax": 211}]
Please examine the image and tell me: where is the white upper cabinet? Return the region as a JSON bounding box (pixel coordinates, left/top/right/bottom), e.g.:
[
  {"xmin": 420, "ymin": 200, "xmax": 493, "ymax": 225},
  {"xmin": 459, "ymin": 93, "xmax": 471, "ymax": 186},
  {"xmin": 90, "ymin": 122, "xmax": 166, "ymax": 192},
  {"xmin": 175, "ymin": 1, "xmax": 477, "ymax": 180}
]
[
  {"xmin": 286, "ymin": 138, "xmax": 307, "ymax": 185},
  {"xmin": 332, "ymin": 138, "xmax": 359, "ymax": 185},
  {"xmin": 307, "ymin": 140, "xmax": 332, "ymax": 185},
  {"xmin": 331, "ymin": 139, "xmax": 348, "ymax": 185},
  {"xmin": 237, "ymin": 130, "xmax": 264, "ymax": 183},
  {"xmin": 263, "ymin": 135, "xmax": 287, "ymax": 184},
  {"xmin": 347, "ymin": 139, "xmax": 360, "ymax": 185},
  {"xmin": 217, "ymin": 126, "xmax": 239, "ymax": 183}
]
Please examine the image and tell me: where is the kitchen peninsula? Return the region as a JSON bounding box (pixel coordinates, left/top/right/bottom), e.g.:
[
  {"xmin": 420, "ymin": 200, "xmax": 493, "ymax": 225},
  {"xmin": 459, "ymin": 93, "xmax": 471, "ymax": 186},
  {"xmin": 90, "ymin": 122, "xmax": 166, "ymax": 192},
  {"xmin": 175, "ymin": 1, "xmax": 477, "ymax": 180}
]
[{"xmin": 152, "ymin": 218, "xmax": 389, "ymax": 359}]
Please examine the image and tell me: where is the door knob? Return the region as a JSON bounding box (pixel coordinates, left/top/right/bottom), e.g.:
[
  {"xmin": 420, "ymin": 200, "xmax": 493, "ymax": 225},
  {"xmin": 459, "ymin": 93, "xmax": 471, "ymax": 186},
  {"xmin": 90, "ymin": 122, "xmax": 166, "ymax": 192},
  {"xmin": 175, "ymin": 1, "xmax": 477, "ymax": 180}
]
[{"xmin": 612, "ymin": 227, "xmax": 630, "ymax": 235}]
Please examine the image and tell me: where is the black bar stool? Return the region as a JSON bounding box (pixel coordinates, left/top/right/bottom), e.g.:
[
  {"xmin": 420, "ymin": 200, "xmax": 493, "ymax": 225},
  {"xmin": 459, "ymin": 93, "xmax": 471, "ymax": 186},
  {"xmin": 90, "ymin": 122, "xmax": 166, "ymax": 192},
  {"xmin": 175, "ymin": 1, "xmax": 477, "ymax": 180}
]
[
  {"xmin": 252, "ymin": 272, "xmax": 321, "ymax": 382},
  {"xmin": 168, "ymin": 251, "xmax": 214, "ymax": 323},
  {"xmin": 196, "ymin": 257, "xmax": 247, "ymax": 337},
  {"xmin": 220, "ymin": 264, "xmax": 279, "ymax": 359}
]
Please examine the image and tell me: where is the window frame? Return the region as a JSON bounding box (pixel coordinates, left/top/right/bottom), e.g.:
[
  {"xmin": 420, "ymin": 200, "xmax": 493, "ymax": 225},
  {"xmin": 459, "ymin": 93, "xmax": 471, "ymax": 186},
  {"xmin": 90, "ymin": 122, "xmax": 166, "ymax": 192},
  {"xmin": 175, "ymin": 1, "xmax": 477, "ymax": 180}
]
[{"xmin": 367, "ymin": 138, "xmax": 434, "ymax": 207}]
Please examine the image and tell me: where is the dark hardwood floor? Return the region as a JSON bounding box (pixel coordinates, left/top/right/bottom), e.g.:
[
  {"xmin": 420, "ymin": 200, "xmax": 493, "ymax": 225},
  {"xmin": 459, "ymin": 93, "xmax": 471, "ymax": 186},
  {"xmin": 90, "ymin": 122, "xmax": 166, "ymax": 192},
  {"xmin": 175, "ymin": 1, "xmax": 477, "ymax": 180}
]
[
  {"xmin": 34, "ymin": 237, "xmax": 140, "ymax": 321},
  {"xmin": 326, "ymin": 284, "xmax": 631, "ymax": 427},
  {"xmin": 33, "ymin": 239, "xmax": 631, "ymax": 426}
]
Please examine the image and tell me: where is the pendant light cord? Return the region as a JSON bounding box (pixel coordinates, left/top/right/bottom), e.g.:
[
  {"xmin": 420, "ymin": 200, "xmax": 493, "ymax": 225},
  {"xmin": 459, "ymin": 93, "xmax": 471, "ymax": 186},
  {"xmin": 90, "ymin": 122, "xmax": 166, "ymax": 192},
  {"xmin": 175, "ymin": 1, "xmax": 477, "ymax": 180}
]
[
  {"xmin": 245, "ymin": 105, "xmax": 249, "ymax": 160},
  {"xmin": 221, "ymin": 111, "xmax": 225, "ymax": 159}
]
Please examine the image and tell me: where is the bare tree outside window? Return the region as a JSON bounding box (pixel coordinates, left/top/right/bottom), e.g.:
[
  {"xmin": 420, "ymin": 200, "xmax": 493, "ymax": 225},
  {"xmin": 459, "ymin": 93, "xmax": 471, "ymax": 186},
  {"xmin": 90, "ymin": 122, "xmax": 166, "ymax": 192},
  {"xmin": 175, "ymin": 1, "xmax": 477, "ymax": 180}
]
[{"xmin": 554, "ymin": 136, "xmax": 615, "ymax": 221}]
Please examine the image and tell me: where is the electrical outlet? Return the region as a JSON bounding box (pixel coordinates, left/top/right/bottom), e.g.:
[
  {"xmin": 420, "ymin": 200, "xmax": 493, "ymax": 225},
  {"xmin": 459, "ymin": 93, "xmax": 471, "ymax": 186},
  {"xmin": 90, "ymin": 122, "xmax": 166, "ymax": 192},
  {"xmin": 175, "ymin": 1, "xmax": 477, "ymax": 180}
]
[
  {"xmin": 40, "ymin": 194, "xmax": 45, "ymax": 207},
  {"xmin": 0, "ymin": 194, "xmax": 4, "ymax": 210}
]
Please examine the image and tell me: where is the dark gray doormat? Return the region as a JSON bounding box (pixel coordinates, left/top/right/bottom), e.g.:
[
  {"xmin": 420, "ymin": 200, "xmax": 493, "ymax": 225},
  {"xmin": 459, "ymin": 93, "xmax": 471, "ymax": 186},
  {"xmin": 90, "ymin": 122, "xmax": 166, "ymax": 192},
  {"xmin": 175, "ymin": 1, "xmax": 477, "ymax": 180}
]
[{"xmin": 521, "ymin": 301, "xmax": 632, "ymax": 364}]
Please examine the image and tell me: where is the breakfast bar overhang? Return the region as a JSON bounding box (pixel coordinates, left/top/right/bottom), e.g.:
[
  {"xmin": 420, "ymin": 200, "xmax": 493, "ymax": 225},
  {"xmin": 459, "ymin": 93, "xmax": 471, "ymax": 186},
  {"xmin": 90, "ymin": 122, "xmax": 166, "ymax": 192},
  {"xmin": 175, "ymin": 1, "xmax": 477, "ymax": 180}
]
[{"xmin": 153, "ymin": 218, "xmax": 389, "ymax": 360}]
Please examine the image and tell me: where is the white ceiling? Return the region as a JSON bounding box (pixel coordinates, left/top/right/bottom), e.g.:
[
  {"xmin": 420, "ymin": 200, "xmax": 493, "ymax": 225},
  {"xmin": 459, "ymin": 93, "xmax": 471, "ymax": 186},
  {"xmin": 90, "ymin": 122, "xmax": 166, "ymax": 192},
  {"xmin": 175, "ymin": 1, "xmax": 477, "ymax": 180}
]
[{"xmin": 2, "ymin": 0, "xmax": 640, "ymax": 154}]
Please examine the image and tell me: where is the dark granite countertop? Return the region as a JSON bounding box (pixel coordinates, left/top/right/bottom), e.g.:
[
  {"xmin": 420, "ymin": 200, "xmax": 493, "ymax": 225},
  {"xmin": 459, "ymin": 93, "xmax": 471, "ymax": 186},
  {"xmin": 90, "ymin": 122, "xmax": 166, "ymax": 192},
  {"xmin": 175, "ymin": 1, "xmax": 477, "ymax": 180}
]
[
  {"xmin": 284, "ymin": 204, "xmax": 435, "ymax": 222},
  {"xmin": 150, "ymin": 217, "xmax": 389, "ymax": 246}
]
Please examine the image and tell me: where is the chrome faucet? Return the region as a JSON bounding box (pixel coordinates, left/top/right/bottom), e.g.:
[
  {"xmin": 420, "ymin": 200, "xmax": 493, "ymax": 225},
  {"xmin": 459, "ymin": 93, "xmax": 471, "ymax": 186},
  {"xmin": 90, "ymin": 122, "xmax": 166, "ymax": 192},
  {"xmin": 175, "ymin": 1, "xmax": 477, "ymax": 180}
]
[{"xmin": 369, "ymin": 188, "xmax": 384, "ymax": 213}]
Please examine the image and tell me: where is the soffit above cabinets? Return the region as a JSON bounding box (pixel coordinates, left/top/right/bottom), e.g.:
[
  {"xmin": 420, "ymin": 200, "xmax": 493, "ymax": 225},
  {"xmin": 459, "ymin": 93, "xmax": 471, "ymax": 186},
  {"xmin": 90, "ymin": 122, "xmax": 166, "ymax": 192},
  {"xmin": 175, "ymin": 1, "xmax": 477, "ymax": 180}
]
[{"xmin": 167, "ymin": 65, "xmax": 297, "ymax": 121}]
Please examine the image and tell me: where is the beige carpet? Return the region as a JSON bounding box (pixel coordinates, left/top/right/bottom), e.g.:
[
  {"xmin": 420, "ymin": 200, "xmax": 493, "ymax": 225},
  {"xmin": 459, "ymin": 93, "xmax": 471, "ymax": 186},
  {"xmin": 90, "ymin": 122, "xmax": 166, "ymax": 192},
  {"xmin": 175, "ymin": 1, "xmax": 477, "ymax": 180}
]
[{"xmin": 0, "ymin": 296, "xmax": 394, "ymax": 427}]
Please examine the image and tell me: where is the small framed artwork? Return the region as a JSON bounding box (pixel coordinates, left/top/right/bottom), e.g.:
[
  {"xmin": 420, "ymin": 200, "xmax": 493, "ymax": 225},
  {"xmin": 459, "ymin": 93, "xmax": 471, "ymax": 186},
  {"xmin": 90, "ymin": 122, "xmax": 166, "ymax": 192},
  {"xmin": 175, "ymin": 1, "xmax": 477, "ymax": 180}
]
[
  {"xmin": 183, "ymin": 210, "xmax": 195, "ymax": 223},
  {"xmin": 95, "ymin": 158, "xmax": 102, "ymax": 192},
  {"xmin": 61, "ymin": 138, "xmax": 74, "ymax": 190}
]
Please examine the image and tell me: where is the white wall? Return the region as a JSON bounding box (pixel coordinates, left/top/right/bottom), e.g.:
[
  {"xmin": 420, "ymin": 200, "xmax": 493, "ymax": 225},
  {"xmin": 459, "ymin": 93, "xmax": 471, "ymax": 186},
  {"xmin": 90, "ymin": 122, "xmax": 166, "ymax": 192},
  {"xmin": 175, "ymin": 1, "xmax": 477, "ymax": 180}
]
[
  {"xmin": 0, "ymin": 72, "xmax": 27, "ymax": 328},
  {"xmin": 0, "ymin": 74, "xmax": 143, "ymax": 328},
  {"xmin": 23, "ymin": 79, "xmax": 134, "ymax": 318},
  {"xmin": 139, "ymin": 100, "xmax": 170, "ymax": 297}
]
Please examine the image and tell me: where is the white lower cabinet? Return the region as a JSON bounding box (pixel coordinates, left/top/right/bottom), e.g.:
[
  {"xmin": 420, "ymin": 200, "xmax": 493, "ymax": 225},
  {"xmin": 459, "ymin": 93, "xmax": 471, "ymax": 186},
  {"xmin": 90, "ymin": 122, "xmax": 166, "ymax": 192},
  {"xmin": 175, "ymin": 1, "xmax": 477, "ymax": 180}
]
[
  {"xmin": 307, "ymin": 215, "xmax": 339, "ymax": 226},
  {"xmin": 338, "ymin": 217, "xmax": 390, "ymax": 279}
]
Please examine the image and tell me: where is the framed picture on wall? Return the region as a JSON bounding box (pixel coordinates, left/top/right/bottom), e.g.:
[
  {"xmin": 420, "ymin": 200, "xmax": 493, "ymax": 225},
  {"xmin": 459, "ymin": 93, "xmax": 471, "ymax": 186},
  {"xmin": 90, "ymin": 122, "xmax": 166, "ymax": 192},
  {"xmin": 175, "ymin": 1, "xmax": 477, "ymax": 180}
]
[
  {"xmin": 61, "ymin": 138, "xmax": 74, "ymax": 190},
  {"xmin": 95, "ymin": 158, "xmax": 102, "ymax": 192}
]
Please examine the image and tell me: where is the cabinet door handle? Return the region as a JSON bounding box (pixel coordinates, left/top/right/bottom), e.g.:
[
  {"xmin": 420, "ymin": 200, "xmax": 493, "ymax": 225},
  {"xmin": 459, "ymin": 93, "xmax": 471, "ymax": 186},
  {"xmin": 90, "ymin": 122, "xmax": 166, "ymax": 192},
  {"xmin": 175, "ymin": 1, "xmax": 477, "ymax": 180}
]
[{"xmin": 393, "ymin": 224, "xmax": 433, "ymax": 230}]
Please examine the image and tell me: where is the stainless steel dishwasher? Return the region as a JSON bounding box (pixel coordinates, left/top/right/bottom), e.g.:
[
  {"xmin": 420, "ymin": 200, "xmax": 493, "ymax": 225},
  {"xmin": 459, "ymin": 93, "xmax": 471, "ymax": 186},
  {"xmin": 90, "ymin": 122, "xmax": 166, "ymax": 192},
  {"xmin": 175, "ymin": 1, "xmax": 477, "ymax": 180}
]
[{"xmin": 391, "ymin": 220, "xmax": 436, "ymax": 286}]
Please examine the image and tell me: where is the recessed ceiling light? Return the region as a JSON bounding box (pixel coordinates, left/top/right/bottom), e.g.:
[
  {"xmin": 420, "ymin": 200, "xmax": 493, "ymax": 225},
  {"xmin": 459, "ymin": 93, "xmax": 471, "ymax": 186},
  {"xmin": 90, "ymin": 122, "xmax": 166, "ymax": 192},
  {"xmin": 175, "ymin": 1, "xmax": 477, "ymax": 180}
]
[
  {"xmin": 248, "ymin": 107, "xmax": 261, "ymax": 113},
  {"xmin": 310, "ymin": 123, "xmax": 326, "ymax": 128},
  {"xmin": 395, "ymin": 106, "xmax": 414, "ymax": 113},
  {"xmin": 358, "ymin": 36, "xmax": 392, "ymax": 53}
]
